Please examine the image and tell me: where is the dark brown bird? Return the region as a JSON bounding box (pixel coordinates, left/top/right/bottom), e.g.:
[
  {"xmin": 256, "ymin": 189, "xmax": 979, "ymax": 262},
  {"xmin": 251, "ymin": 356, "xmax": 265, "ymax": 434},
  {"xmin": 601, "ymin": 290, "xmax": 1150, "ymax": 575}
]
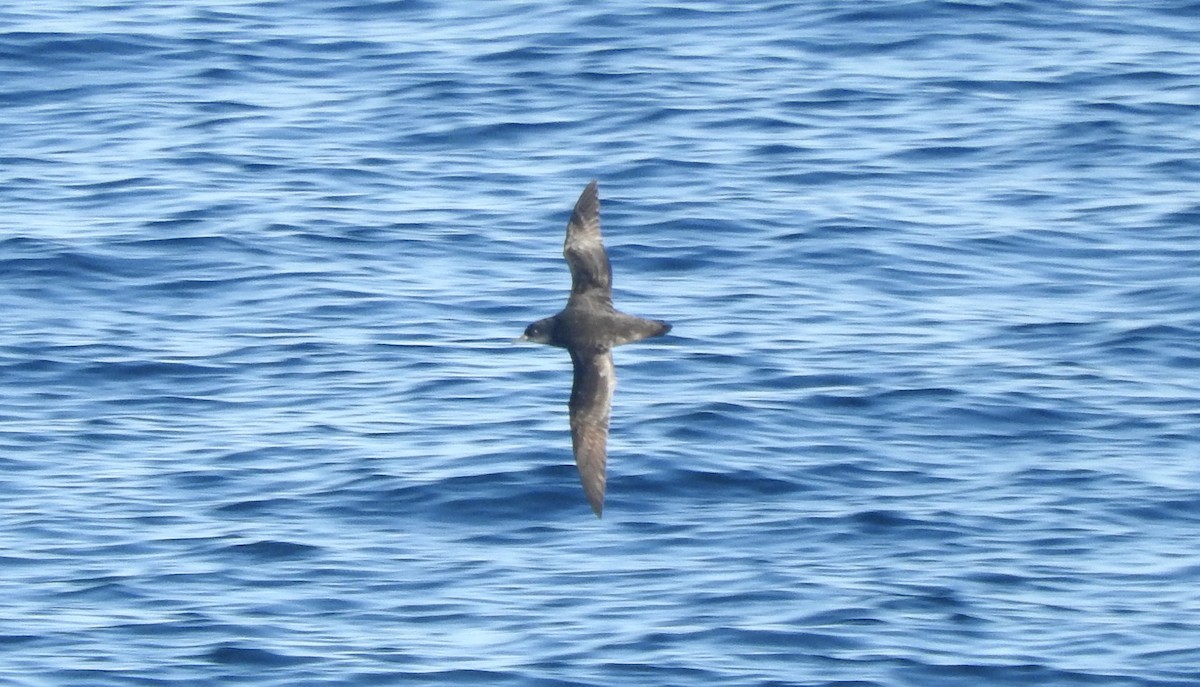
[{"xmin": 518, "ymin": 181, "xmax": 671, "ymax": 517}]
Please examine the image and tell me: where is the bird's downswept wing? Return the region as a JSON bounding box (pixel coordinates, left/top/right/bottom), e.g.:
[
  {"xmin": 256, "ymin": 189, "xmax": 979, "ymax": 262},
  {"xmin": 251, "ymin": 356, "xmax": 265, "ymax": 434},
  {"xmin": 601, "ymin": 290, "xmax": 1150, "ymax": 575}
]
[
  {"xmin": 563, "ymin": 180, "xmax": 612, "ymax": 303},
  {"xmin": 568, "ymin": 348, "xmax": 615, "ymax": 517}
]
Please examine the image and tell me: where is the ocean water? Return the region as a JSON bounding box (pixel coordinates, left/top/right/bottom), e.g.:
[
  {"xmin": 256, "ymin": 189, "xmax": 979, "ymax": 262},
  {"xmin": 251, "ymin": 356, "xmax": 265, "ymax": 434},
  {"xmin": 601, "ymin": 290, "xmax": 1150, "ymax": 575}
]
[{"xmin": 2, "ymin": 1, "xmax": 1199, "ymax": 685}]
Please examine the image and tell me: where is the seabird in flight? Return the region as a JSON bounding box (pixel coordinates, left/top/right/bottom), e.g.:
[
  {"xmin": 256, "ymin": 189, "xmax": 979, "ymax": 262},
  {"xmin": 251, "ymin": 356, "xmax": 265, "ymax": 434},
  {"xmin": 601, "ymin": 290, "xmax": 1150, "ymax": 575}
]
[{"xmin": 518, "ymin": 180, "xmax": 671, "ymax": 517}]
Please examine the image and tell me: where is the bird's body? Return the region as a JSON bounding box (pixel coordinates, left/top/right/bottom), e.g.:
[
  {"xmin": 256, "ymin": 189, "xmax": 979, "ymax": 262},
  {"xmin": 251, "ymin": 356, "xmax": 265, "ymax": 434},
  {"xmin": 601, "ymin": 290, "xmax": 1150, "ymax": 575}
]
[{"xmin": 520, "ymin": 181, "xmax": 671, "ymax": 517}]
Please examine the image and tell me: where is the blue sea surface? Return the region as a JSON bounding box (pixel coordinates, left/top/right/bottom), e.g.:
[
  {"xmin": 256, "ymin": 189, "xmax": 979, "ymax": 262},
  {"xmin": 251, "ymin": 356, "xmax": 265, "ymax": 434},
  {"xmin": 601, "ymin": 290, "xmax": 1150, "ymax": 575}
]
[{"xmin": 2, "ymin": 2, "xmax": 1200, "ymax": 685}]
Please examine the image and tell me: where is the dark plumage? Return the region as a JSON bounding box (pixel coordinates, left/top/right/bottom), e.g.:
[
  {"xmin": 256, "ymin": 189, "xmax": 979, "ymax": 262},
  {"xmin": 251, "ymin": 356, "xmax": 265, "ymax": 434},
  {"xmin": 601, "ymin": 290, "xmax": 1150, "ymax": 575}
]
[{"xmin": 519, "ymin": 181, "xmax": 671, "ymax": 517}]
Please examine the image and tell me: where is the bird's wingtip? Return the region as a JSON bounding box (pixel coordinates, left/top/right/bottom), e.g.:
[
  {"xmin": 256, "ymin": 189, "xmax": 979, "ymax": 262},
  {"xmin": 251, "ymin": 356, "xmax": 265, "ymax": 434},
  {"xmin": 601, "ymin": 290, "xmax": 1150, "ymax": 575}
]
[{"xmin": 585, "ymin": 487, "xmax": 605, "ymax": 517}]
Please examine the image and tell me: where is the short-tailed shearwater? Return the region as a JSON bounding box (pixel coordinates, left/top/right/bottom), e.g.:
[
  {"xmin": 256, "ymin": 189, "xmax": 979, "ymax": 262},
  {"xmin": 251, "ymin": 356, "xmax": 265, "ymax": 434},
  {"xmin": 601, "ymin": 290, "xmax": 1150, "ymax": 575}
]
[{"xmin": 519, "ymin": 180, "xmax": 671, "ymax": 517}]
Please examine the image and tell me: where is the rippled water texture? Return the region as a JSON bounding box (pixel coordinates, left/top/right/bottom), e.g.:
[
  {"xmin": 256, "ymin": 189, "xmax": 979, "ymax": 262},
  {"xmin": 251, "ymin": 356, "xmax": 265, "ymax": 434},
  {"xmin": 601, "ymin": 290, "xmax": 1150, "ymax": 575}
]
[{"xmin": 2, "ymin": 2, "xmax": 1199, "ymax": 686}]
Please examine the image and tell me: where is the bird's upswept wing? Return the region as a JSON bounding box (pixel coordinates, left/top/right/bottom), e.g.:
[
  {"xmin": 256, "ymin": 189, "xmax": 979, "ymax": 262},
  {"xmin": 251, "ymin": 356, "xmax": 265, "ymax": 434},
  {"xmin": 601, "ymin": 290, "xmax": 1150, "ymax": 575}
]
[
  {"xmin": 568, "ymin": 348, "xmax": 615, "ymax": 517},
  {"xmin": 563, "ymin": 180, "xmax": 612, "ymax": 304}
]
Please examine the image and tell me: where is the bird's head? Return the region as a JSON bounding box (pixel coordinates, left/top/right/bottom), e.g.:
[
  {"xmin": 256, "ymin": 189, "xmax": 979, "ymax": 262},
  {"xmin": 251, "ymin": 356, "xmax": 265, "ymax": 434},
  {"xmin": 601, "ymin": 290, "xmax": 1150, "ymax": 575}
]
[{"xmin": 517, "ymin": 317, "xmax": 557, "ymax": 345}]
